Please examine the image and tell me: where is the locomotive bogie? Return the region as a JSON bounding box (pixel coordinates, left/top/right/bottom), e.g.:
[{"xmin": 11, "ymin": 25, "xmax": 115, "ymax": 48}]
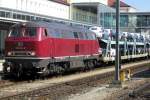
[{"xmin": 3, "ymin": 59, "xmax": 38, "ymax": 77}]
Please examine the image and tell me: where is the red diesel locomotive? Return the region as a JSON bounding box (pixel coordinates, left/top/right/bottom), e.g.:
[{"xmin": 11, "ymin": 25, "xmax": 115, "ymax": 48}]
[{"xmin": 3, "ymin": 21, "xmax": 101, "ymax": 77}]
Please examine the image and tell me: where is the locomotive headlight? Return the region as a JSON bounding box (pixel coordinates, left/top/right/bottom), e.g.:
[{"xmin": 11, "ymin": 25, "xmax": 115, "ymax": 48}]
[
  {"xmin": 7, "ymin": 52, "xmax": 12, "ymax": 56},
  {"xmin": 30, "ymin": 51, "xmax": 36, "ymax": 56}
]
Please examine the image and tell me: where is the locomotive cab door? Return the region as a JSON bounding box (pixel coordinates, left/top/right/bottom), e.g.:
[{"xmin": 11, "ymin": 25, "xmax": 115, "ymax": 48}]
[
  {"xmin": 73, "ymin": 32, "xmax": 79, "ymax": 55},
  {"xmin": 40, "ymin": 28, "xmax": 53, "ymax": 58}
]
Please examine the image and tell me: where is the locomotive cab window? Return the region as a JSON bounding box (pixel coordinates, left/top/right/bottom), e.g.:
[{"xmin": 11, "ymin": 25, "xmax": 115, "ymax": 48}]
[
  {"xmin": 44, "ymin": 29, "xmax": 48, "ymax": 37},
  {"xmin": 9, "ymin": 27, "xmax": 20, "ymax": 37},
  {"xmin": 9, "ymin": 27, "xmax": 37, "ymax": 37},
  {"xmin": 73, "ymin": 32, "xmax": 78, "ymax": 38},
  {"xmin": 26, "ymin": 27, "xmax": 37, "ymax": 37}
]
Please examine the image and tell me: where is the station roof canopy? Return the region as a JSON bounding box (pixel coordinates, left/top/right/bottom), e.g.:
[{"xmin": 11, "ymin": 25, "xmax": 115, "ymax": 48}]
[
  {"xmin": 0, "ymin": 21, "xmax": 14, "ymax": 30},
  {"xmin": 71, "ymin": 3, "xmax": 99, "ymax": 13},
  {"xmin": 121, "ymin": 12, "xmax": 150, "ymax": 15}
]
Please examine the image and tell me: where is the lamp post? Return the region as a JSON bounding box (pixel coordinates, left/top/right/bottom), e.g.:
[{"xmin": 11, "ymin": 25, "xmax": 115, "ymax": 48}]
[
  {"xmin": 115, "ymin": 0, "xmax": 120, "ymax": 82},
  {"xmin": 109, "ymin": 0, "xmax": 122, "ymax": 87}
]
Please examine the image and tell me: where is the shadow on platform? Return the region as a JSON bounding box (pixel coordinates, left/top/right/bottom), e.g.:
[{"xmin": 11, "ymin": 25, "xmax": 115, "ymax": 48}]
[{"xmin": 132, "ymin": 69, "xmax": 150, "ymax": 78}]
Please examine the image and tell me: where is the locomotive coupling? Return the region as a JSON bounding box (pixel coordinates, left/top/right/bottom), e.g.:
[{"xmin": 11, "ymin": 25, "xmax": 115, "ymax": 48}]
[{"xmin": 3, "ymin": 62, "xmax": 11, "ymax": 73}]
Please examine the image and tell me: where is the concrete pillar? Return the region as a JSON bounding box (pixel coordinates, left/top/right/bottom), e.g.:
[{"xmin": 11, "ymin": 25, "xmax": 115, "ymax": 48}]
[
  {"xmin": 97, "ymin": 4, "xmax": 100, "ymax": 25},
  {"xmin": 0, "ymin": 30, "xmax": 8, "ymax": 58}
]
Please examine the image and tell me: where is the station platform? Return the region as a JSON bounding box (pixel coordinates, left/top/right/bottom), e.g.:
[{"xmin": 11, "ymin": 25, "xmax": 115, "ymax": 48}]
[{"xmin": 68, "ymin": 68, "xmax": 150, "ymax": 100}]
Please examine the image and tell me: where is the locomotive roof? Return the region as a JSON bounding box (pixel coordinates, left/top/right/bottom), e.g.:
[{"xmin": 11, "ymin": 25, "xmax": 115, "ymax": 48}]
[
  {"xmin": 11, "ymin": 21, "xmax": 50, "ymax": 28},
  {"xmin": 11, "ymin": 21, "xmax": 91, "ymax": 32}
]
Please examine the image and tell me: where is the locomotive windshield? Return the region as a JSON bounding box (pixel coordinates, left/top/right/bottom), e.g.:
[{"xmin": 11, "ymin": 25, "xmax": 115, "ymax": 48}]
[{"xmin": 9, "ymin": 27, "xmax": 37, "ymax": 37}]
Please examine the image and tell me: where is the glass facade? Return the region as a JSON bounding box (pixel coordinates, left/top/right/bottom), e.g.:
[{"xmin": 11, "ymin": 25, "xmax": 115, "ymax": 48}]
[
  {"xmin": 71, "ymin": 3, "xmax": 116, "ymax": 28},
  {"xmin": 0, "ymin": 9, "xmax": 41, "ymax": 21},
  {"xmin": 98, "ymin": 3, "xmax": 115, "ymax": 28},
  {"xmin": 71, "ymin": 5, "xmax": 97, "ymax": 24},
  {"xmin": 120, "ymin": 13, "xmax": 150, "ymax": 34},
  {"xmin": 0, "ymin": 30, "xmax": 7, "ymax": 58},
  {"xmin": 72, "ymin": 4, "xmax": 150, "ymax": 35},
  {"xmin": 136, "ymin": 15, "xmax": 150, "ymax": 27}
]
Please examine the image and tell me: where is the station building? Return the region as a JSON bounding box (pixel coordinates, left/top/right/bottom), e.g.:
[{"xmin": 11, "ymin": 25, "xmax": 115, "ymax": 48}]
[
  {"xmin": 120, "ymin": 12, "xmax": 150, "ymax": 35},
  {"xmin": 70, "ymin": 0, "xmax": 115, "ymax": 28},
  {"xmin": 70, "ymin": 0, "xmax": 150, "ymax": 35},
  {"xmin": 108, "ymin": 0, "xmax": 150, "ymax": 35}
]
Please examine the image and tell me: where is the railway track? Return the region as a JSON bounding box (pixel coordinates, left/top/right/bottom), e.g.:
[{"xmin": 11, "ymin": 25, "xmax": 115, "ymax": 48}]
[
  {"xmin": 0, "ymin": 80, "xmax": 14, "ymax": 89},
  {"xmin": 0, "ymin": 79, "xmax": 38, "ymax": 92},
  {"xmin": 0, "ymin": 60, "xmax": 149, "ymax": 100},
  {"xmin": 128, "ymin": 82, "xmax": 150, "ymax": 100},
  {"xmin": 107, "ymin": 68, "xmax": 150, "ymax": 100}
]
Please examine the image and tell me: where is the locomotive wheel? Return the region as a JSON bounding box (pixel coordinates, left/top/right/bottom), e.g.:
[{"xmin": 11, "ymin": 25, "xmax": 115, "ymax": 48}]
[
  {"xmin": 55, "ymin": 65, "xmax": 65, "ymax": 75},
  {"xmin": 93, "ymin": 60, "xmax": 97, "ymax": 67},
  {"xmin": 84, "ymin": 60, "xmax": 94, "ymax": 70},
  {"xmin": 16, "ymin": 65, "xmax": 23, "ymax": 78},
  {"xmin": 63, "ymin": 63, "xmax": 70, "ymax": 72},
  {"xmin": 42, "ymin": 67, "xmax": 50, "ymax": 77},
  {"xmin": 46, "ymin": 63, "xmax": 66, "ymax": 75},
  {"xmin": 89, "ymin": 60, "xmax": 95, "ymax": 70}
]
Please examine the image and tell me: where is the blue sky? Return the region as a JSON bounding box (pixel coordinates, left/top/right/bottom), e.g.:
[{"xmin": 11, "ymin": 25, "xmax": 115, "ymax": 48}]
[{"xmin": 123, "ymin": 0, "xmax": 150, "ymax": 12}]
